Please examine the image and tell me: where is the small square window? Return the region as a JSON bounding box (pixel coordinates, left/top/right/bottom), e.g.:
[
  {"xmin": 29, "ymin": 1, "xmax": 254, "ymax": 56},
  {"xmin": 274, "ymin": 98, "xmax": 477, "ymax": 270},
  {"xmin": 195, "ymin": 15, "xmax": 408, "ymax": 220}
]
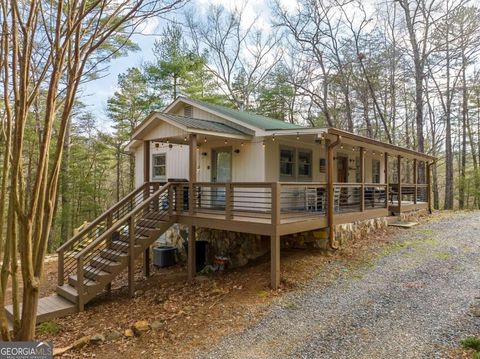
[{"xmin": 152, "ymin": 154, "xmax": 166, "ymax": 180}]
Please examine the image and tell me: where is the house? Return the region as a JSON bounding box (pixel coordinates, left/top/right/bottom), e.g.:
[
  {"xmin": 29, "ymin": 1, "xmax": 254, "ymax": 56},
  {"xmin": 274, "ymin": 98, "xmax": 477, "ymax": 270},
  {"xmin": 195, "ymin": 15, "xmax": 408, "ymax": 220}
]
[{"xmin": 15, "ymin": 96, "xmax": 434, "ymax": 324}]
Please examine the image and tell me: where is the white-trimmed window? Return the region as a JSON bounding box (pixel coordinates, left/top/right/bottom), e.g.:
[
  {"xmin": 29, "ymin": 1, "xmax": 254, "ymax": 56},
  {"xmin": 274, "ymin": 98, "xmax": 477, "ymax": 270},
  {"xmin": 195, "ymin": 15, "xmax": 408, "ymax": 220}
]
[
  {"xmin": 152, "ymin": 153, "xmax": 166, "ymax": 180},
  {"xmin": 279, "ymin": 146, "xmax": 312, "ymax": 180}
]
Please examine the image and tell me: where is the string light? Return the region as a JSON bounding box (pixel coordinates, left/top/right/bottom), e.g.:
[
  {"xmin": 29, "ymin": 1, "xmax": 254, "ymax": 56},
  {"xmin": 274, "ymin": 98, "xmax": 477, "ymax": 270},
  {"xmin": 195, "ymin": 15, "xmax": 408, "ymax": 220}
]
[
  {"xmin": 296, "ymin": 132, "xmax": 300, "ymax": 140},
  {"xmin": 204, "ymin": 137, "xmax": 207, "ymax": 143},
  {"xmin": 272, "ymin": 134, "xmax": 276, "ymax": 141},
  {"xmin": 262, "ymin": 141, "xmax": 266, "ymax": 148},
  {"xmin": 224, "ymin": 139, "xmax": 228, "ymax": 145},
  {"xmin": 184, "ymin": 136, "xmax": 187, "ymax": 142},
  {"xmin": 340, "ymin": 145, "xmax": 344, "ymax": 149},
  {"xmin": 241, "ymin": 142, "xmax": 244, "ymax": 147}
]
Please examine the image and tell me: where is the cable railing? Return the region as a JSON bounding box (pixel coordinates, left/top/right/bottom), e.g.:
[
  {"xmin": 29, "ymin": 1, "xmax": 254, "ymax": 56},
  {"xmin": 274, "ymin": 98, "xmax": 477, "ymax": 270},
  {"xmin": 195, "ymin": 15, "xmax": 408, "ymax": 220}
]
[
  {"xmin": 73, "ymin": 184, "xmax": 170, "ymax": 308},
  {"xmin": 57, "ymin": 182, "xmax": 161, "ymax": 286}
]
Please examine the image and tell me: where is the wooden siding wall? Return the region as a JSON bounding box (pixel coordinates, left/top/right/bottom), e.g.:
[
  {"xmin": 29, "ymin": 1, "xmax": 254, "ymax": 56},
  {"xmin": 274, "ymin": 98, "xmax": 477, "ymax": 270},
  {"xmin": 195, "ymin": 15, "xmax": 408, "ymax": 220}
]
[
  {"xmin": 197, "ymin": 139, "xmax": 265, "ymax": 182},
  {"xmin": 134, "ymin": 142, "xmax": 189, "ymax": 188}
]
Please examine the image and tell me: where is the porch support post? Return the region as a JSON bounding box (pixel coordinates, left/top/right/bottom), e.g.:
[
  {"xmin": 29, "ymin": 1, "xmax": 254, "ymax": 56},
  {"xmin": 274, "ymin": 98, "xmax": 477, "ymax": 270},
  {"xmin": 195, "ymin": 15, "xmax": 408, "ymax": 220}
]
[
  {"xmin": 270, "ymin": 233, "xmax": 280, "ymax": 289},
  {"xmin": 188, "ymin": 134, "xmax": 197, "ymax": 215},
  {"xmin": 143, "ymin": 247, "xmax": 151, "ymax": 278},
  {"xmin": 327, "ymin": 135, "xmax": 341, "ymax": 249},
  {"xmin": 427, "ymin": 161, "xmax": 433, "ymax": 213},
  {"xmin": 360, "ymin": 147, "xmax": 365, "ymax": 212},
  {"xmin": 187, "ymin": 225, "xmax": 196, "ymax": 282},
  {"xmin": 413, "ymin": 158, "xmax": 417, "ymax": 204},
  {"xmin": 384, "ymin": 152, "xmax": 389, "ymax": 208},
  {"xmin": 144, "ymin": 140, "xmax": 150, "ymax": 183},
  {"xmin": 397, "ymin": 155, "xmax": 402, "ymax": 214}
]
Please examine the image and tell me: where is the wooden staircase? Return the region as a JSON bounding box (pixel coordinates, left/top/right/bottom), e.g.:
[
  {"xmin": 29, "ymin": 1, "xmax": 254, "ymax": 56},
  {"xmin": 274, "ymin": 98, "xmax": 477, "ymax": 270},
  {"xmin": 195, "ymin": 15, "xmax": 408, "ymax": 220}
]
[{"xmin": 5, "ymin": 182, "xmax": 174, "ymax": 324}]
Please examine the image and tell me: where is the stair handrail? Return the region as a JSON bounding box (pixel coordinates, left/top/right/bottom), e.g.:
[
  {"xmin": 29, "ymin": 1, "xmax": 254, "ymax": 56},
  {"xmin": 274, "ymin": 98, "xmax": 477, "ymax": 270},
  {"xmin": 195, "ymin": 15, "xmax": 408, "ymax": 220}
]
[
  {"xmin": 74, "ymin": 183, "xmax": 171, "ymax": 260},
  {"xmin": 57, "ymin": 183, "xmax": 150, "ymax": 253}
]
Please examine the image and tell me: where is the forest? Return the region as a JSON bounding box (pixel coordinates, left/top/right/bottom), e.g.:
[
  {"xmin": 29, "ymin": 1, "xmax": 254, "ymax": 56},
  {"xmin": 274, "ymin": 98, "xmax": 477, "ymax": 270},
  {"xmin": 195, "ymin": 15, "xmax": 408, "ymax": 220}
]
[{"xmin": 0, "ymin": 0, "xmax": 479, "ymax": 339}]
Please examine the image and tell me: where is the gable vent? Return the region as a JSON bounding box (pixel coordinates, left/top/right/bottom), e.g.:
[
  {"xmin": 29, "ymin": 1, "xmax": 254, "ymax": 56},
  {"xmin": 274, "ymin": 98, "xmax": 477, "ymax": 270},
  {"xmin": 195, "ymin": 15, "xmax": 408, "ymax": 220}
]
[{"xmin": 184, "ymin": 105, "xmax": 193, "ymax": 118}]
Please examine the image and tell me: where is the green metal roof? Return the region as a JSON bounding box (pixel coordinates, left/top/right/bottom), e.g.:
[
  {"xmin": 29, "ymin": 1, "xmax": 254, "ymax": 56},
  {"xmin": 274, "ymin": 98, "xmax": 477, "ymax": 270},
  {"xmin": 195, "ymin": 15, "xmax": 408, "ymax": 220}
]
[
  {"xmin": 160, "ymin": 113, "xmax": 249, "ymax": 136},
  {"xmin": 183, "ymin": 97, "xmax": 304, "ymax": 131}
]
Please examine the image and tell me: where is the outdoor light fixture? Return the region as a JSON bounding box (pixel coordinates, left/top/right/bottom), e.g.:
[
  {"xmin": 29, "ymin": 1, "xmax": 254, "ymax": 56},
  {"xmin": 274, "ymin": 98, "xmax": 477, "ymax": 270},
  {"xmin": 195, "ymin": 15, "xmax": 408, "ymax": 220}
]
[
  {"xmin": 201, "ymin": 152, "xmax": 208, "ymax": 156},
  {"xmin": 241, "ymin": 142, "xmax": 244, "ymax": 147},
  {"xmin": 168, "ymin": 144, "xmax": 173, "ymax": 149},
  {"xmin": 296, "ymin": 132, "xmax": 300, "ymax": 140},
  {"xmin": 224, "ymin": 139, "xmax": 228, "ymax": 145},
  {"xmin": 234, "ymin": 149, "xmax": 240, "ymax": 154},
  {"xmin": 184, "ymin": 136, "xmax": 187, "ymax": 142},
  {"xmin": 155, "ymin": 142, "xmax": 159, "ymax": 148},
  {"xmin": 262, "ymin": 141, "xmax": 266, "ymax": 148},
  {"xmin": 204, "ymin": 137, "xmax": 207, "ymax": 143},
  {"xmin": 340, "ymin": 145, "xmax": 344, "ymax": 149},
  {"xmin": 166, "ymin": 138, "xmax": 169, "ymax": 144},
  {"xmin": 272, "ymin": 134, "xmax": 276, "ymax": 141}
]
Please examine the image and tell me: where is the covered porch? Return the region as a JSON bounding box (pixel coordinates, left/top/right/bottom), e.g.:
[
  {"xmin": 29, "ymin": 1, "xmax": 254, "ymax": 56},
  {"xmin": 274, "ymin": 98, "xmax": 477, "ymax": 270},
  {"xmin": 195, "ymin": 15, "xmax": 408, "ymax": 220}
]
[{"xmin": 132, "ymin": 119, "xmax": 434, "ymax": 289}]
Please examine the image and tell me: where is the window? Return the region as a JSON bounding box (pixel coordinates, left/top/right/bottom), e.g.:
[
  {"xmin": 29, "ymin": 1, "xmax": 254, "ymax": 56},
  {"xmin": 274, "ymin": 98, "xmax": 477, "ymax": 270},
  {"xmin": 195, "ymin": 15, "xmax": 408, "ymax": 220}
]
[
  {"xmin": 280, "ymin": 148, "xmax": 295, "ymax": 178},
  {"xmin": 298, "ymin": 150, "xmax": 312, "ymax": 177},
  {"xmin": 152, "ymin": 154, "xmax": 166, "ymax": 180},
  {"xmin": 372, "ymin": 159, "xmax": 381, "ymax": 183},
  {"xmin": 279, "ymin": 147, "xmax": 312, "ymax": 180}
]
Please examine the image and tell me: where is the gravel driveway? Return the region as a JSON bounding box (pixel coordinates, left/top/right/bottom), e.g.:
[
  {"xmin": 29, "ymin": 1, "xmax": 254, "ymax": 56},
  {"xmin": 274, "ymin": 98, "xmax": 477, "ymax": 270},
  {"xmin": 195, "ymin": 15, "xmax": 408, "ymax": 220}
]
[{"xmin": 195, "ymin": 211, "xmax": 480, "ymax": 359}]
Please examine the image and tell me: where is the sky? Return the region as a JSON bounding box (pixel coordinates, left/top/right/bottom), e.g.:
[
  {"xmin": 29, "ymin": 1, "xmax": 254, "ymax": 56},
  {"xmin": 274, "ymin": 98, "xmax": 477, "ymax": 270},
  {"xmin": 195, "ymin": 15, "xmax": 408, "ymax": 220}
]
[{"xmin": 80, "ymin": 0, "xmax": 276, "ymax": 131}]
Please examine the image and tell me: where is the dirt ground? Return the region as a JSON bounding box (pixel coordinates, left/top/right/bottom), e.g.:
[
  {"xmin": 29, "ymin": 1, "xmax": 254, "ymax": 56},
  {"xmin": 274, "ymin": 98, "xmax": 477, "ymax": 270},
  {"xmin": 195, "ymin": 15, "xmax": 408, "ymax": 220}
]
[{"xmin": 10, "ymin": 212, "xmax": 472, "ymax": 358}]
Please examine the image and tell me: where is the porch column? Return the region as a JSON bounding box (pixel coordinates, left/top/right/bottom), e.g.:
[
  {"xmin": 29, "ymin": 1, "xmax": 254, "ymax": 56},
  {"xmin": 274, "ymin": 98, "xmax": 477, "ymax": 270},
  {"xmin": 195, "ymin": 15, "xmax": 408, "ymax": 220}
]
[
  {"xmin": 360, "ymin": 147, "xmax": 365, "ymax": 212},
  {"xmin": 144, "ymin": 140, "xmax": 150, "ymax": 183},
  {"xmin": 397, "ymin": 155, "xmax": 402, "ymax": 214},
  {"xmin": 384, "ymin": 152, "xmax": 389, "ymax": 209},
  {"xmin": 413, "ymin": 159, "xmax": 417, "ymax": 204},
  {"xmin": 188, "ymin": 134, "xmax": 197, "ymax": 215},
  {"xmin": 427, "ymin": 161, "xmax": 432, "ymax": 213},
  {"xmin": 187, "ymin": 225, "xmax": 196, "ymax": 282},
  {"xmin": 327, "ymin": 135, "xmax": 341, "ymax": 249},
  {"xmin": 270, "ymin": 233, "xmax": 280, "ymax": 289}
]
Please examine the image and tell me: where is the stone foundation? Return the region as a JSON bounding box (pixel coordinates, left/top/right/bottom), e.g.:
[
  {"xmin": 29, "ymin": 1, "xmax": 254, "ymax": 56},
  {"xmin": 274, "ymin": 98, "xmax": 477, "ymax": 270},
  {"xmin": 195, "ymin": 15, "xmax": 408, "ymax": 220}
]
[{"xmin": 160, "ymin": 216, "xmax": 392, "ymax": 269}]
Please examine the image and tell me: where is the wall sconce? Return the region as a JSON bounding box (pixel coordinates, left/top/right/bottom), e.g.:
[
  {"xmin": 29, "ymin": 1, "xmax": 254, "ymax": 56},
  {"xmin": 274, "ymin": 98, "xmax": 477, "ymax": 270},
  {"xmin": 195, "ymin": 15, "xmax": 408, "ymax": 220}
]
[
  {"xmin": 201, "ymin": 152, "xmax": 208, "ymax": 157},
  {"xmin": 234, "ymin": 149, "xmax": 240, "ymax": 154}
]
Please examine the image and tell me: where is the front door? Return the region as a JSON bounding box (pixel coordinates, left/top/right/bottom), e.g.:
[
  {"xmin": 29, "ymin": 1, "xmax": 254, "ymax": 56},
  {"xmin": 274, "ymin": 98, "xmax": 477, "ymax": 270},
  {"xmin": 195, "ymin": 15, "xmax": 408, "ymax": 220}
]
[
  {"xmin": 337, "ymin": 156, "xmax": 348, "ymax": 183},
  {"xmin": 211, "ymin": 147, "xmax": 232, "ymax": 207}
]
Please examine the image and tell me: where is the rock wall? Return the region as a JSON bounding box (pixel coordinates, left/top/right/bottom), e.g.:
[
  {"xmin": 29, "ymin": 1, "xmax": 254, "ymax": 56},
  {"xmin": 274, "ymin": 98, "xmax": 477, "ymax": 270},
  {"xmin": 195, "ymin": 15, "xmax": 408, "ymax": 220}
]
[{"xmin": 160, "ymin": 216, "xmax": 391, "ymax": 269}]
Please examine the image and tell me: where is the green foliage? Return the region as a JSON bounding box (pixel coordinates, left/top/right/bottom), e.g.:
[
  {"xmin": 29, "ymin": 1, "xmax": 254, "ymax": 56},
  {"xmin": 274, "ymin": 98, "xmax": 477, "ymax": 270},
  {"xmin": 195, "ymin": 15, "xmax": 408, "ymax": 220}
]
[
  {"xmin": 461, "ymin": 337, "xmax": 480, "ymax": 351},
  {"xmin": 36, "ymin": 321, "xmax": 61, "ymax": 336},
  {"xmin": 256, "ymin": 67, "xmax": 295, "ymax": 121}
]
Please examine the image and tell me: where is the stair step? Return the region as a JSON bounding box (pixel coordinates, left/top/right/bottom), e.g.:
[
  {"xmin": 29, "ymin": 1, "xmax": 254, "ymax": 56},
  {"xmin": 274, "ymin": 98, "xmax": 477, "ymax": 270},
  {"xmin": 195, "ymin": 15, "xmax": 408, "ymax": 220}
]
[
  {"xmin": 56, "ymin": 284, "xmax": 79, "ymax": 303},
  {"xmin": 110, "ymin": 240, "xmax": 130, "ymax": 252},
  {"xmin": 91, "ymin": 256, "xmax": 122, "ymax": 271},
  {"xmin": 136, "ymin": 218, "xmax": 163, "ymax": 229},
  {"xmin": 100, "ymin": 248, "xmax": 128, "ymax": 261},
  {"xmin": 84, "ymin": 265, "xmax": 110, "ymax": 280},
  {"xmin": 68, "ymin": 274, "xmax": 99, "ymax": 288},
  {"xmin": 118, "ymin": 233, "xmax": 149, "ymax": 243}
]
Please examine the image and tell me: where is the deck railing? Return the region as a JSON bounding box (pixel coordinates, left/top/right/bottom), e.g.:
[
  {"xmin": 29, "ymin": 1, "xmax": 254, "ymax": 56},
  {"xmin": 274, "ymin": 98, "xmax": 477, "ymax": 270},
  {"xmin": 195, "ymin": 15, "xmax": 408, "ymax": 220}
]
[
  {"xmin": 388, "ymin": 183, "xmax": 428, "ymax": 205},
  {"xmin": 57, "ymin": 182, "xmax": 161, "ymax": 286}
]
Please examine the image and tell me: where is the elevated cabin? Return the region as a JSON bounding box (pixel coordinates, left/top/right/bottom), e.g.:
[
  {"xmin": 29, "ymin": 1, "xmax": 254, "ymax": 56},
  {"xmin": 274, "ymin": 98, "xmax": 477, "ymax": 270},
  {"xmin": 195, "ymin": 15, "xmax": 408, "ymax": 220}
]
[
  {"xmin": 19, "ymin": 97, "xmax": 434, "ymax": 326},
  {"xmin": 127, "ymin": 96, "xmax": 434, "ymax": 288}
]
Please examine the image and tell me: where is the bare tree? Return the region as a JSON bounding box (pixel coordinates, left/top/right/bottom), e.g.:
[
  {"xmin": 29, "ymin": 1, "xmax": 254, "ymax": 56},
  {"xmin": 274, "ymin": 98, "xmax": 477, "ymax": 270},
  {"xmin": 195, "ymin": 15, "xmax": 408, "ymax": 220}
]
[
  {"xmin": 0, "ymin": 0, "xmax": 185, "ymax": 340},
  {"xmin": 186, "ymin": 3, "xmax": 281, "ymax": 109}
]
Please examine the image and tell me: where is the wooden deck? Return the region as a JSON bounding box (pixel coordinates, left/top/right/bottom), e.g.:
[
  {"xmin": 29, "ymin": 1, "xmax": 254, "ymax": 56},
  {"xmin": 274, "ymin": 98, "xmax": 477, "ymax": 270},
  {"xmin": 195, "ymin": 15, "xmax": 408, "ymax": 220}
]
[{"xmin": 5, "ymin": 294, "xmax": 77, "ymax": 324}]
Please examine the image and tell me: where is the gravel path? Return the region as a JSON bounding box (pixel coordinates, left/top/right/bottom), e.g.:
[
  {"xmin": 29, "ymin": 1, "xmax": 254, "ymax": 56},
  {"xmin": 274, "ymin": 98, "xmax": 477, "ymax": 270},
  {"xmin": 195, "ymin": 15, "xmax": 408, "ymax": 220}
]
[{"xmin": 195, "ymin": 211, "xmax": 480, "ymax": 359}]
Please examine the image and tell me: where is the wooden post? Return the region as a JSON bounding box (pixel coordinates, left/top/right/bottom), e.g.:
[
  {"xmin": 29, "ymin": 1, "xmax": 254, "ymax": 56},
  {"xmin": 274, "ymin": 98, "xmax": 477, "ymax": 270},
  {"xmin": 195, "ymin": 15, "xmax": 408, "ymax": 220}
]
[
  {"xmin": 189, "ymin": 134, "xmax": 197, "ymax": 215},
  {"xmin": 187, "ymin": 225, "xmax": 196, "ymax": 282},
  {"xmin": 327, "ymin": 136, "xmax": 341, "ymax": 248},
  {"xmin": 58, "ymin": 251, "xmax": 64, "ymax": 286},
  {"xmin": 129, "ymin": 216, "xmax": 135, "ymax": 297},
  {"xmin": 413, "ymin": 158, "xmax": 417, "ymax": 204},
  {"xmin": 143, "ymin": 248, "xmax": 151, "ymax": 278},
  {"xmin": 271, "ymin": 182, "xmax": 281, "ymax": 225},
  {"xmin": 270, "ymin": 233, "xmax": 280, "ymax": 289},
  {"xmin": 77, "ymin": 256, "xmax": 85, "ymax": 312},
  {"xmin": 360, "ymin": 147, "xmax": 365, "ymax": 212},
  {"xmin": 144, "ymin": 140, "xmax": 150, "ymax": 183},
  {"xmin": 397, "ymin": 155, "xmax": 402, "ymax": 213},
  {"xmin": 384, "ymin": 152, "xmax": 389, "ymax": 208},
  {"xmin": 427, "ymin": 161, "xmax": 432, "ymax": 213},
  {"xmin": 168, "ymin": 184, "xmax": 174, "ymax": 218},
  {"xmin": 225, "ymin": 182, "xmax": 233, "ymax": 220}
]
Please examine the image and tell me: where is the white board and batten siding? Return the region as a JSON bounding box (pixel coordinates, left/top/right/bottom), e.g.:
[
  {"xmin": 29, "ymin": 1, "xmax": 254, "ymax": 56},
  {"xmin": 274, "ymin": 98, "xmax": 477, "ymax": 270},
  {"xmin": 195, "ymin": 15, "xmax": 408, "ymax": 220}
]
[{"xmin": 134, "ymin": 142, "xmax": 189, "ymax": 188}]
